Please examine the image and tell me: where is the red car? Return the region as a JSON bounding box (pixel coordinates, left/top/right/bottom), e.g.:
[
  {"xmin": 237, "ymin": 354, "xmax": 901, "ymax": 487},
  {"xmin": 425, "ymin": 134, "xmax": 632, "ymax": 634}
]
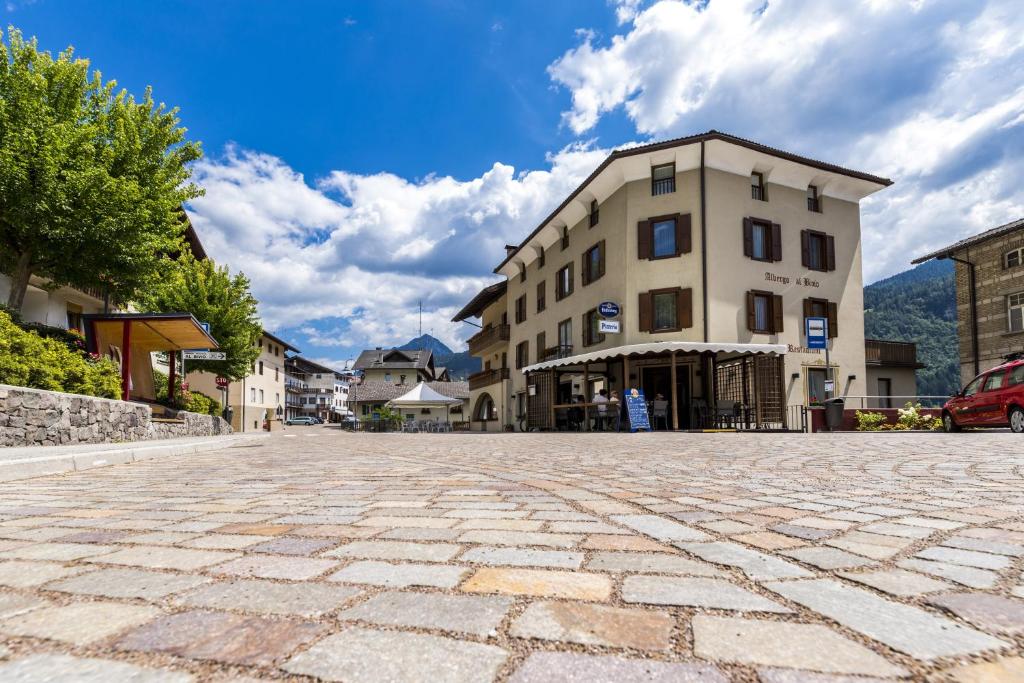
[{"xmin": 943, "ymin": 357, "xmax": 1024, "ymax": 433}]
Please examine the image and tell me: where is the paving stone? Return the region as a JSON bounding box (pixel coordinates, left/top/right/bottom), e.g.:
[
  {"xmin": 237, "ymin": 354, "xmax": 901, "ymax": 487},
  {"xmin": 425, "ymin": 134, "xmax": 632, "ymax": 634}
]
[
  {"xmin": 328, "ymin": 560, "xmax": 468, "ymax": 588},
  {"xmin": 915, "ymin": 546, "xmax": 1010, "ymax": 570},
  {"xmin": 181, "ymin": 533, "xmax": 272, "ymax": 550},
  {"xmin": 248, "ymin": 536, "xmax": 336, "ymax": 555},
  {"xmin": 293, "ymin": 524, "xmax": 379, "ymax": 538},
  {"xmin": 859, "ymin": 522, "xmax": 934, "ymax": 539},
  {"xmin": 756, "ymin": 669, "xmax": 896, "ymax": 683},
  {"xmin": 356, "ymin": 516, "xmax": 458, "ymax": 528},
  {"xmin": 928, "ymin": 592, "xmax": 1024, "ymax": 635},
  {"xmin": 0, "ymin": 560, "xmax": 84, "ymax": 587},
  {"xmin": 938, "ymin": 656, "xmax": 1024, "ymax": 683},
  {"xmin": 621, "ymin": 576, "xmax": 790, "ymax": 612},
  {"xmin": 46, "ymin": 568, "xmax": 210, "ymax": 600},
  {"xmin": 208, "ymin": 555, "xmax": 338, "ymax": 580},
  {"xmin": 732, "ymin": 531, "xmax": 807, "ymax": 550},
  {"xmin": 508, "ymin": 652, "xmax": 728, "ymax": 683},
  {"xmin": 581, "ymin": 534, "xmax": 674, "ymax": 552},
  {"xmin": 511, "ymin": 601, "xmax": 673, "ymax": 650},
  {"xmin": 586, "ymin": 551, "xmax": 722, "ymax": 576},
  {"xmin": 325, "ymin": 540, "xmax": 460, "ymax": 562},
  {"xmin": 462, "ymin": 567, "xmax": 611, "ymax": 600},
  {"xmin": 608, "ymin": 514, "xmax": 709, "ymax": 542},
  {"xmin": 283, "ymin": 627, "xmax": 508, "ymax": 683},
  {"xmin": 89, "ymin": 545, "xmax": 241, "ymax": 571},
  {"xmin": 213, "ymin": 522, "xmax": 294, "ymax": 535},
  {"xmin": 458, "ymin": 530, "xmax": 580, "ymax": 548},
  {"xmin": 0, "ymin": 601, "xmax": 160, "ymax": 645},
  {"xmin": 897, "ymin": 558, "xmax": 998, "ymax": 588},
  {"xmin": 769, "ymin": 523, "xmax": 836, "ymax": 541},
  {"xmin": 942, "ymin": 536, "xmax": 1024, "ymax": 557},
  {"xmin": 0, "ymin": 654, "xmax": 193, "ymax": 682},
  {"xmin": 115, "ymin": 609, "xmax": 325, "ymax": 666},
  {"xmin": 461, "ymin": 545, "xmax": 583, "ymax": 568},
  {"xmin": 454, "ymin": 519, "xmax": 545, "ymax": 531},
  {"xmin": 764, "ymin": 578, "xmax": 1007, "ymax": 659},
  {"xmin": 175, "ymin": 579, "xmax": 360, "ymax": 617},
  {"xmin": 678, "ymin": 541, "xmax": 812, "ymax": 579},
  {"xmin": 0, "ymin": 542, "xmax": 117, "ymax": 561},
  {"xmin": 339, "ymin": 591, "xmax": 512, "ymax": 636},
  {"xmin": 0, "ymin": 591, "xmax": 48, "ymax": 619},
  {"xmin": 55, "ymin": 529, "xmax": 134, "ymax": 544},
  {"xmin": 378, "ymin": 527, "xmax": 463, "ymax": 541},
  {"xmin": 781, "ymin": 546, "xmax": 874, "ymax": 570},
  {"xmin": 692, "ymin": 615, "xmax": 905, "ymax": 677},
  {"xmin": 837, "ymin": 569, "xmax": 952, "ymax": 596}
]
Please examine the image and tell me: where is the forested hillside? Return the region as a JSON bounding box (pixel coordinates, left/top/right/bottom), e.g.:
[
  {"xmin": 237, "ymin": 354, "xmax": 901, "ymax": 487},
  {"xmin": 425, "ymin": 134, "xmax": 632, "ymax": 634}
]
[{"xmin": 863, "ymin": 259, "xmax": 960, "ymax": 397}]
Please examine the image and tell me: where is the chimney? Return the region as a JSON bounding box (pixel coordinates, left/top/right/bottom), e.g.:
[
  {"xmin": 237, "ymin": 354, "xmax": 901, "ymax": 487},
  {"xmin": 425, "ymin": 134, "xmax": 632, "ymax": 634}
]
[{"xmin": 504, "ymin": 244, "xmax": 517, "ymax": 257}]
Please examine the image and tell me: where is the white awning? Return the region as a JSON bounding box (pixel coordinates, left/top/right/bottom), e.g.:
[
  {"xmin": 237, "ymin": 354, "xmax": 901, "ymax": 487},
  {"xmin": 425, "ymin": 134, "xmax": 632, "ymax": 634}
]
[
  {"xmin": 522, "ymin": 341, "xmax": 787, "ymax": 373},
  {"xmin": 387, "ymin": 381, "xmax": 463, "ymax": 407}
]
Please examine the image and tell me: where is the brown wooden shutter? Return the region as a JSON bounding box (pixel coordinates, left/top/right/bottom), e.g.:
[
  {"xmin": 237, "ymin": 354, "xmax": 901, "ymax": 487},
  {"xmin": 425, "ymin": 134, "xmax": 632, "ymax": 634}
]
[
  {"xmin": 677, "ymin": 214, "xmax": 692, "ymax": 254},
  {"xmin": 803, "ymin": 298, "xmax": 813, "ymax": 319},
  {"xmin": 801, "ymin": 230, "xmax": 811, "ymax": 267},
  {"xmin": 679, "ymin": 288, "xmax": 693, "ymax": 328},
  {"xmin": 826, "ymin": 235, "xmax": 836, "ymax": 271},
  {"xmin": 743, "ymin": 218, "xmax": 754, "ymax": 257},
  {"xmin": 771, "ymin": 223, "xmax": 782, "ymax": 262},
  {"xmin": 772, "ymin": 295, "xmax": 784, "ymax": 334},
  {"xmin": 746, "ymin": 291, "xmax": 756, "ymax": 331},
  {"xmin": 638, "ymin": 220, "xmax": 651, "ymax": 260},
  {"xmin": 598, "ymin": 240, "xmax": 606, "ymax": 278},
  {"xmin": 827, "ymin": 301, "xmax": 838, "ymax": 338},
  {"xmin": 568, "ymin": 261, "xmax": 574, "ymax": 295},
  {"xmin": 639, "ymin": 292, "xmax": 652, "ymax": 332},
  {"xmin": 581, "ymin": 252, "xmax": 589, "ymax": 286}
]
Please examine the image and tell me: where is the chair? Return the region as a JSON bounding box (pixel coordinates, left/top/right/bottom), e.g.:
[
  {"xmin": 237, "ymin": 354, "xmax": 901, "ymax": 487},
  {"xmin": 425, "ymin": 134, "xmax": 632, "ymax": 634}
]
[
  {"xmin": 651, "ymin": 400, "xmax": 669, "ymax": 430},
  {"xmin": 715, "ymin": 400, "xmax": 740, "ymax": 428}
]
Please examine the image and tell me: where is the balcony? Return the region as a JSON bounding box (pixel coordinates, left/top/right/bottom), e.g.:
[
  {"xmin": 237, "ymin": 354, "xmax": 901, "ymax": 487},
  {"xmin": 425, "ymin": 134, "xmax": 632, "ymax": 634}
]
[
  {"xmin": 468, "ymin": 367, "xmax": 509, "ymax": 391},
  {"xmin": 540, "ymin": 344, "xmax": 574, "ymax": 362},
  {"xmin": 467, "ymin": 323, "xmax": 510, "ymax": 356},
  {"xmin": 865, "ymin": 339, "xmax": 923, "ymax": 368}
]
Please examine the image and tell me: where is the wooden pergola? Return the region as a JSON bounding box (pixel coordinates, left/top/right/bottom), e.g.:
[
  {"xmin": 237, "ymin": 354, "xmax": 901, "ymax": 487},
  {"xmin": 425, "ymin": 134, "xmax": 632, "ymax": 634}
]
[{"xmin": 83, "ymin": 313, "xmax": 219, "ymax": 402}]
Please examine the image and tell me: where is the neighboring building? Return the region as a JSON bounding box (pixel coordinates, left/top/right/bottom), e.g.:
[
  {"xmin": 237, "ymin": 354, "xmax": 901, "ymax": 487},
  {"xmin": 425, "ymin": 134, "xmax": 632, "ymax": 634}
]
[
  {"xmin": 864, "ymin": 339, "xmax": 925, "ymax": 408},
  {"xmin": 188, "ymin": 330, "xmax": 299, "ymax": 432},
  {"xmin": 348, "ymin": 380, "xmax": 469, "ymax": 422},
  {"xmin": 352, "ymin": 348, "xmax": 448, "ymax": 383},
  {"xmin": 453, "ymin": 130, "xmax": 892, "ymax": 431},
  {"xmin": 285, "ymin": 356, "xmax": 352, "ymax": 422},
  {"xmin": 913, "ymin": 217, "xmax": 1024, "ymax": 386}
]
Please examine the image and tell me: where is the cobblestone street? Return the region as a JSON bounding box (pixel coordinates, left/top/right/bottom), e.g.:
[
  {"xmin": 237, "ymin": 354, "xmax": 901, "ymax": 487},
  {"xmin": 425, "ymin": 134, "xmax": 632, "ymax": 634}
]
[{"xmin": 0, "ymin": 430, "xmax": 1023, "ymax": 681}]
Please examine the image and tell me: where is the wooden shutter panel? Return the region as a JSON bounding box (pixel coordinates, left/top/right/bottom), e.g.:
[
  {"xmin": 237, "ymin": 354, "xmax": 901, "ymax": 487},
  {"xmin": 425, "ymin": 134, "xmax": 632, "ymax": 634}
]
[
  {"xmin": 801, "ymin": 230, "xmax": 811, "ymax": 267},
  {"xmin": 771, "ymin": 223, "xmax": 782, "ymax": 262},
  {"xmin": 826, "ymin": 235, "xmax": 836, "ymax": 271},
  {"xmin": 746, "ymin": 291, "xmax": 756, "ymax": 331},
  {"xmin": 803, "ymin": 298, "xmax": 813, "ymax": 319},
  {"xmin": 677, "ymin": 214, "xmax": 692, "ymax": 254},
  {"xmin": 772, "ymin": 295, "xmax": 784, "ymax": 334},
  {"xmin": 638, "ymin": 292, "xmax": 652, "ymax": 332},
  {"xmin": 743, "ymin": 218, "xmax": 754, "ymax": 257},
  {"xmin": 638, "ymin": 220, "xmax": 651, "ymax": 260},
  {"xmin": 581, "ymin": 252, "xmax": 589, "ymax": 286},
  {"xmin": 567, "ymin": 262, "xmax": 574, "ymax": 294},
  {"xmin": 598, "ymin": 240, "xmax": 606, "ymax": 278},
  {"xmin": 827, "ymin": 301, "xmax": 838, "ymax": 338},
  {"xmin": 679, "ymin": 288, "xmax": 693, "ymax": 328}
]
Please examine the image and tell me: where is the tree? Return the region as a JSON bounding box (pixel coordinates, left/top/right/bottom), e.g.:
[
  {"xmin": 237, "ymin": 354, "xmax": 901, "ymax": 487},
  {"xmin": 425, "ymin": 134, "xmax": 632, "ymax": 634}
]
[
  {"xmin": 136, "ymin": 252, "xmax": 262, "ymax": 381},
  {"xmin": 0, "ymin": 27, "xmax": 202, "ymax": 312}
]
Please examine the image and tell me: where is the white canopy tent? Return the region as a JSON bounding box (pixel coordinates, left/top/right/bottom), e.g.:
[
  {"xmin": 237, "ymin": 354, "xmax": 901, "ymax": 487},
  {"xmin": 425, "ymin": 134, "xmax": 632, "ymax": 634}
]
[{"xmin": 387, "ymin": 382, "xmax": 463, "ymax": 426}]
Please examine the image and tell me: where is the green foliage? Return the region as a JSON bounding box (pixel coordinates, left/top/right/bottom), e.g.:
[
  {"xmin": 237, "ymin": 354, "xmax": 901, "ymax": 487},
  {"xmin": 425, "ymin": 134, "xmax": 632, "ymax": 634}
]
[
  {"xmin": 152, "ymin": 369, "xmax": 222, "ymax": 416},
  {"xmin": 854, "ymin": 410, "xmax": 888, "ymax": 431},
  {"xmin": 0, "ymin": 26, "xmax": 203, "ymax": 311},
  {"xmin": 359, "ymin": 405, "xmax": 402, "ymax": 426},
  {"xmin": 864, "ymin": 260, "xmax": 959, "ymax": 397},
  {"xmin": 0, "ymin": 310, "xmax": 120, "ymax": 398},
  {"xmin": 136, "ymin": 253, "xmax": 261, "ymax": 381},
  {"xmin": 854, "ymin": 402, "xmax": 942, "ymax": 431}
]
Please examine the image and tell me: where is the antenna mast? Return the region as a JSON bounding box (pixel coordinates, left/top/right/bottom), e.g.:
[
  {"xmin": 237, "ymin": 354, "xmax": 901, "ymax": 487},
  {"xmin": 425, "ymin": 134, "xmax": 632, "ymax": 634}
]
[{"xmin": 419, "ymin": 300, "xmax": 422, "ymax": 337}]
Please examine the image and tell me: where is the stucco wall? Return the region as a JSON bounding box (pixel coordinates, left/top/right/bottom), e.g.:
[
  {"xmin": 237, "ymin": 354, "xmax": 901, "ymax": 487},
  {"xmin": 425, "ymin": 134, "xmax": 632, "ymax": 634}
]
[{"xmin": 0, "ymin": 384, "xmax": 231, "ymax": 448}]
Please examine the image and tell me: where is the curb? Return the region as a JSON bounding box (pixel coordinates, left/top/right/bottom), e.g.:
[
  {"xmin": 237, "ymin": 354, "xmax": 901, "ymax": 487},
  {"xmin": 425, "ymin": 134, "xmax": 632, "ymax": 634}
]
[{"xmin": 0, "ymin": 433, "xmax": 270, "ymax": 482}]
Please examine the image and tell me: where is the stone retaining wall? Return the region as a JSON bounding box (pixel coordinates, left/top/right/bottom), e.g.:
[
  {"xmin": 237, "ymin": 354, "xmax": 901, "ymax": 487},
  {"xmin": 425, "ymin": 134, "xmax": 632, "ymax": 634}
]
[{"xmin": 0, "ymin": 384, "xmax": 232, "ymax": 447}]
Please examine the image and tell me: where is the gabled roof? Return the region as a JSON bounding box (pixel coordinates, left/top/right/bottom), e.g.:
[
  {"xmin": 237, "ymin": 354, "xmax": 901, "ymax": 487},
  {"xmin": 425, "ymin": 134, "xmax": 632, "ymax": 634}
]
[
  {"xmin": 912, "ymin": 217, "xmax": 1024, "ymax": 264},
  {"xmin": 353, "ymin": 348, "xmax": 433, "ymax": 372},
  {"xmin": 349, "ymin": 380, "xmax": 469, "ymax": 403},
  {"xmin": 262, "ymin": 330, "xmax": 301, "ymax": 353},
  {"xmin": 495, "ymin": 130, "xmax": 893, "ymax": 275},
  {"xmin": 287, "ymin": 355, "xmax": 343, "ymax": 376},
  {"xmin": 452, "ymin": 281, "xmax": 508, "ymax": 322}
]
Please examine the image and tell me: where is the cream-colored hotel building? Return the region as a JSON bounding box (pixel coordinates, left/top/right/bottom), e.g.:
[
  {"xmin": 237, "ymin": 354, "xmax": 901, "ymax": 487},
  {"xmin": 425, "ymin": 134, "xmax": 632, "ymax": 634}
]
[{"xmin": 453, "ymin": 131, "xmax": 892, "ymax": 431}]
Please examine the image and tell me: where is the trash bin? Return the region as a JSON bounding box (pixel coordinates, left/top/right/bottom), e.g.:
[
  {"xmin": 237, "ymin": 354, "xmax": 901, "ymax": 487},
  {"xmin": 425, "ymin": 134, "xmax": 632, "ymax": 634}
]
[{"xmin": 824, "ymin": 397, "xmax": 845, "ymax": 432}]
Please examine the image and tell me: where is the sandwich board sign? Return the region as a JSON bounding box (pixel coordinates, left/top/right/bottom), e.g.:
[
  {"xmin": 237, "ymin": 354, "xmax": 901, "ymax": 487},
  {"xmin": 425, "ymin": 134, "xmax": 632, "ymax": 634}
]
[
  {"xmin": 806, "ymin": 317, "xmax": 828, "ymax": 350},
  {"xmin": 624, "ymin": 388, "xmax": 651, "ymax": 433}
]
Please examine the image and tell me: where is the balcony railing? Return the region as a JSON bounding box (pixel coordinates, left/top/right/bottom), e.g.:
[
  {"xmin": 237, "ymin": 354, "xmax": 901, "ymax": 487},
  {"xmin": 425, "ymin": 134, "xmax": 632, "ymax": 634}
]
[
  {"xmin": 467, "ymin": 324, "xmax": 510, "ymax": 356},
  {"xmin": 468, "ymin": 367, "xmax": 509, "ymax": 391},
  {"xmin": 651, "ymin": 177, "xmax": 675, "ymax": 196},
  {"xmin": 865, "ymin": 339, "xmax": 920, "ymax": 367},
  {"xmin": 540, "ymin": 344, "xmax": 574, "ymax": 362}
]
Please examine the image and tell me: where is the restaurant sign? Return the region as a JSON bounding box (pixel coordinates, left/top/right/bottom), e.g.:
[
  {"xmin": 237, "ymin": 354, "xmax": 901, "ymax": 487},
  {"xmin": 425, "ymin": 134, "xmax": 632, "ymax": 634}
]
[
  {"xmin": 624, "ymin": 388, "xmax": 651, "ymax": 433},
  {"xmin": 598, "ymin": 301, "xmax": 620, "ymax": 318},
  {"xmin": 598, "ymin": 320, "xmax": 621, "ymax": 333}
]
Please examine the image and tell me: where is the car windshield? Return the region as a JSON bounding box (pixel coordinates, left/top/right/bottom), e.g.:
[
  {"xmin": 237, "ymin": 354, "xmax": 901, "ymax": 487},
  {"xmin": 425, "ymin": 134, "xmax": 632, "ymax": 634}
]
[{"xmin": 962, "ymin": 375, "xmax": 985, "ymax": 397}]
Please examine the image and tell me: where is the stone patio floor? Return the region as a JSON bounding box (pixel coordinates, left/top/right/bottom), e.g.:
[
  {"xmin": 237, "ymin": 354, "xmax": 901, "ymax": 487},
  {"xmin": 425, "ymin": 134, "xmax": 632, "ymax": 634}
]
[{"xmin": 0, "ymin": 429, "xmax": 1022, "ymax": 681}]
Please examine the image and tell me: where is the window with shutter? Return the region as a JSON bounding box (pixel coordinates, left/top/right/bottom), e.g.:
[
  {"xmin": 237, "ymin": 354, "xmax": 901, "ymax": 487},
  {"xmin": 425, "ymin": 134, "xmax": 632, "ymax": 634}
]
[
  {"xmin": 583, "ymin": 308, "xmax": 605, "ymax": 347},
  {"xmin": 677, "ymin": 214, "xmax": 692, "ymax": 254},
  {"xmin": 520, "ymin": 264, "xmax": 526, "ymax": 283},
  {"xmin": 807, "ymin": 185, "xmax": 820, "ymax": 212},
  {"xmin": 804, "ymin": 297, "xmax": 836, "ymax": 338},
  {"xmin": 743, "ymin": 218, "xmax": 754, "ymax": 257},
  {"xmin": 652, "ymin": 218, "xmax": 676, "ymax": 258},
  {"xmin": 827, "ymin": 301, "xmax": 838, "ymax": 338},
  {"xmin": 678, "ymin": 288, "xmax": 693, "ymax": 329},
  {"xmin": 771, "ymin": 223, "xmax": 782, "ymax": 261},
  {"xmin": 516, "ymin": 341, "xmax": 529, "ymax": 369},
  {"xmin": 536, "ymin": 281, "xmax": 546, "ymax": 313},
  {"xmin": 515, "ymin": 295, "xmax": 526, "ymax": 324},
  {"xmin": 536, "ymin": 331, "xmax": 546, "ymax": 361},
  {"xmin": 555, "ymin": 264, "xmax": 573, "ymax": 300},
  {"xmin": 637, "ymin": 220, "xmax": 651, "ymax": 259},
  {"xmin": 747, "ymin": 290, "xmax": 780, "ymax": 333},
  {"xmin": 582, "ymin": 241, "xmax": 605, "ymax": 285},
  {"xmin": 561, "ymin": 226, "xmax": 569, "ymax": 250},
  {"xmin": 802, "ymin": 229, "xmax": 832, "ymax": 272},
  {"xmin": 638, "ymin": 292, "xmax": 652, "ymax": 332},
  {"xmin": 589, "ymin": 199, "xmax": 599, "ymax": 227},
  {"xmin": 751, "ymin": 172, "xmax": 766, "ymax": 201},
  {"xmin": 772, "ymin": 294, "xmax": 784, "ymax": 334},
  {"xmin": 746, "ymin": 219, "xmax": 773, "ymax": 261}
]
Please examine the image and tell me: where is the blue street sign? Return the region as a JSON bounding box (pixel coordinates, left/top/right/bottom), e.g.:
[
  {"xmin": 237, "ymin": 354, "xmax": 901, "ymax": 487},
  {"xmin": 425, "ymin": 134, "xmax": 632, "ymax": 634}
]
[
  {"xmin": 598, "ymin": 301, "xmax": 620, "ymax": 318},
  {"xmin": 806, "ymin": 316, "xmax": 828, "ymax": 350},
  {"xmin": 624, "ymin": 388, "xmax": 651, "ymax": 432}
]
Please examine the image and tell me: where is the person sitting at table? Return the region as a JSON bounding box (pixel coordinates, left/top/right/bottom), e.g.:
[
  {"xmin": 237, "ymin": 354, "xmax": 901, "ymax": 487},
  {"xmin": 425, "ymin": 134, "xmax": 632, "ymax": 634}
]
[{"xmin": 592, "ymin": 388, "xmax": 609, "ymax": 431}]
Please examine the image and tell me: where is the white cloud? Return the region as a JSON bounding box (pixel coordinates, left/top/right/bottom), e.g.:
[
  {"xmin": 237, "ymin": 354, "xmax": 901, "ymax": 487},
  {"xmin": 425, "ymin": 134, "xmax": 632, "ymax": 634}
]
[
  {"xmin": 186, "ymin": 142, "xmax": 609, "ymax": 355},
  {"xmin": 549, "ymin": 0, "xmax": 1024, "ymax": 281}
]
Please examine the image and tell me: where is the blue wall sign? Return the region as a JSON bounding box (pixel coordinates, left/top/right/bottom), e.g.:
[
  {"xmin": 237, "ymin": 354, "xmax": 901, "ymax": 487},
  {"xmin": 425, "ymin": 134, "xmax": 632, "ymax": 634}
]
[
  {"xmin": 624, "ymin": 388, "xmax": 651, "ymax": 432},
  {"xmin": 598, "ymin": 301, "xmax": 620, "ymax": 318},
  {"xmin": 806, "ymin": 316, "xmax": 828, "ymax": 350}
]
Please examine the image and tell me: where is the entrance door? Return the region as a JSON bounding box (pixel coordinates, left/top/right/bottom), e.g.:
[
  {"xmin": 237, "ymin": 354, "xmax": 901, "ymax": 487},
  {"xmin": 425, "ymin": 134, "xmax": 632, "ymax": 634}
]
[
  {"xmin": 807, "ymin": 368, "xmax": 828, "ymax": 405},
  {"xmin": 641, "ymin": 366, "xmax": 691, "ymax": 429}
]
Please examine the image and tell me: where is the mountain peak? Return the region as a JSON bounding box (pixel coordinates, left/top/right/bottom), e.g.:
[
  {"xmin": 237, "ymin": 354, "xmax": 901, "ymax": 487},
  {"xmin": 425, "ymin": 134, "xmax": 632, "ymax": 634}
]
[{"xmin": 397, "ymin": 334, "xmax": 453, "ymax": 356}]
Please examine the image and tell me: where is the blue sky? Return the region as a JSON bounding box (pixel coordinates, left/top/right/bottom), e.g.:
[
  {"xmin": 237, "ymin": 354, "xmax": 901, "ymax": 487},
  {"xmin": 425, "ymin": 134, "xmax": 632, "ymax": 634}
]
[{"xmin": 12, "ymin": 0, "xmax": 1024, "ymax": 369}]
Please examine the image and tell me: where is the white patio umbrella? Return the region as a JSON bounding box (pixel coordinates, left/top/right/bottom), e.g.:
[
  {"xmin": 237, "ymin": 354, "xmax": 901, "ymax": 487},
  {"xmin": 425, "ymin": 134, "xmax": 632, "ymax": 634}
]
[{"xmin": 386, "ymin": 382, "xmax": 463, "ymax": 427}]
